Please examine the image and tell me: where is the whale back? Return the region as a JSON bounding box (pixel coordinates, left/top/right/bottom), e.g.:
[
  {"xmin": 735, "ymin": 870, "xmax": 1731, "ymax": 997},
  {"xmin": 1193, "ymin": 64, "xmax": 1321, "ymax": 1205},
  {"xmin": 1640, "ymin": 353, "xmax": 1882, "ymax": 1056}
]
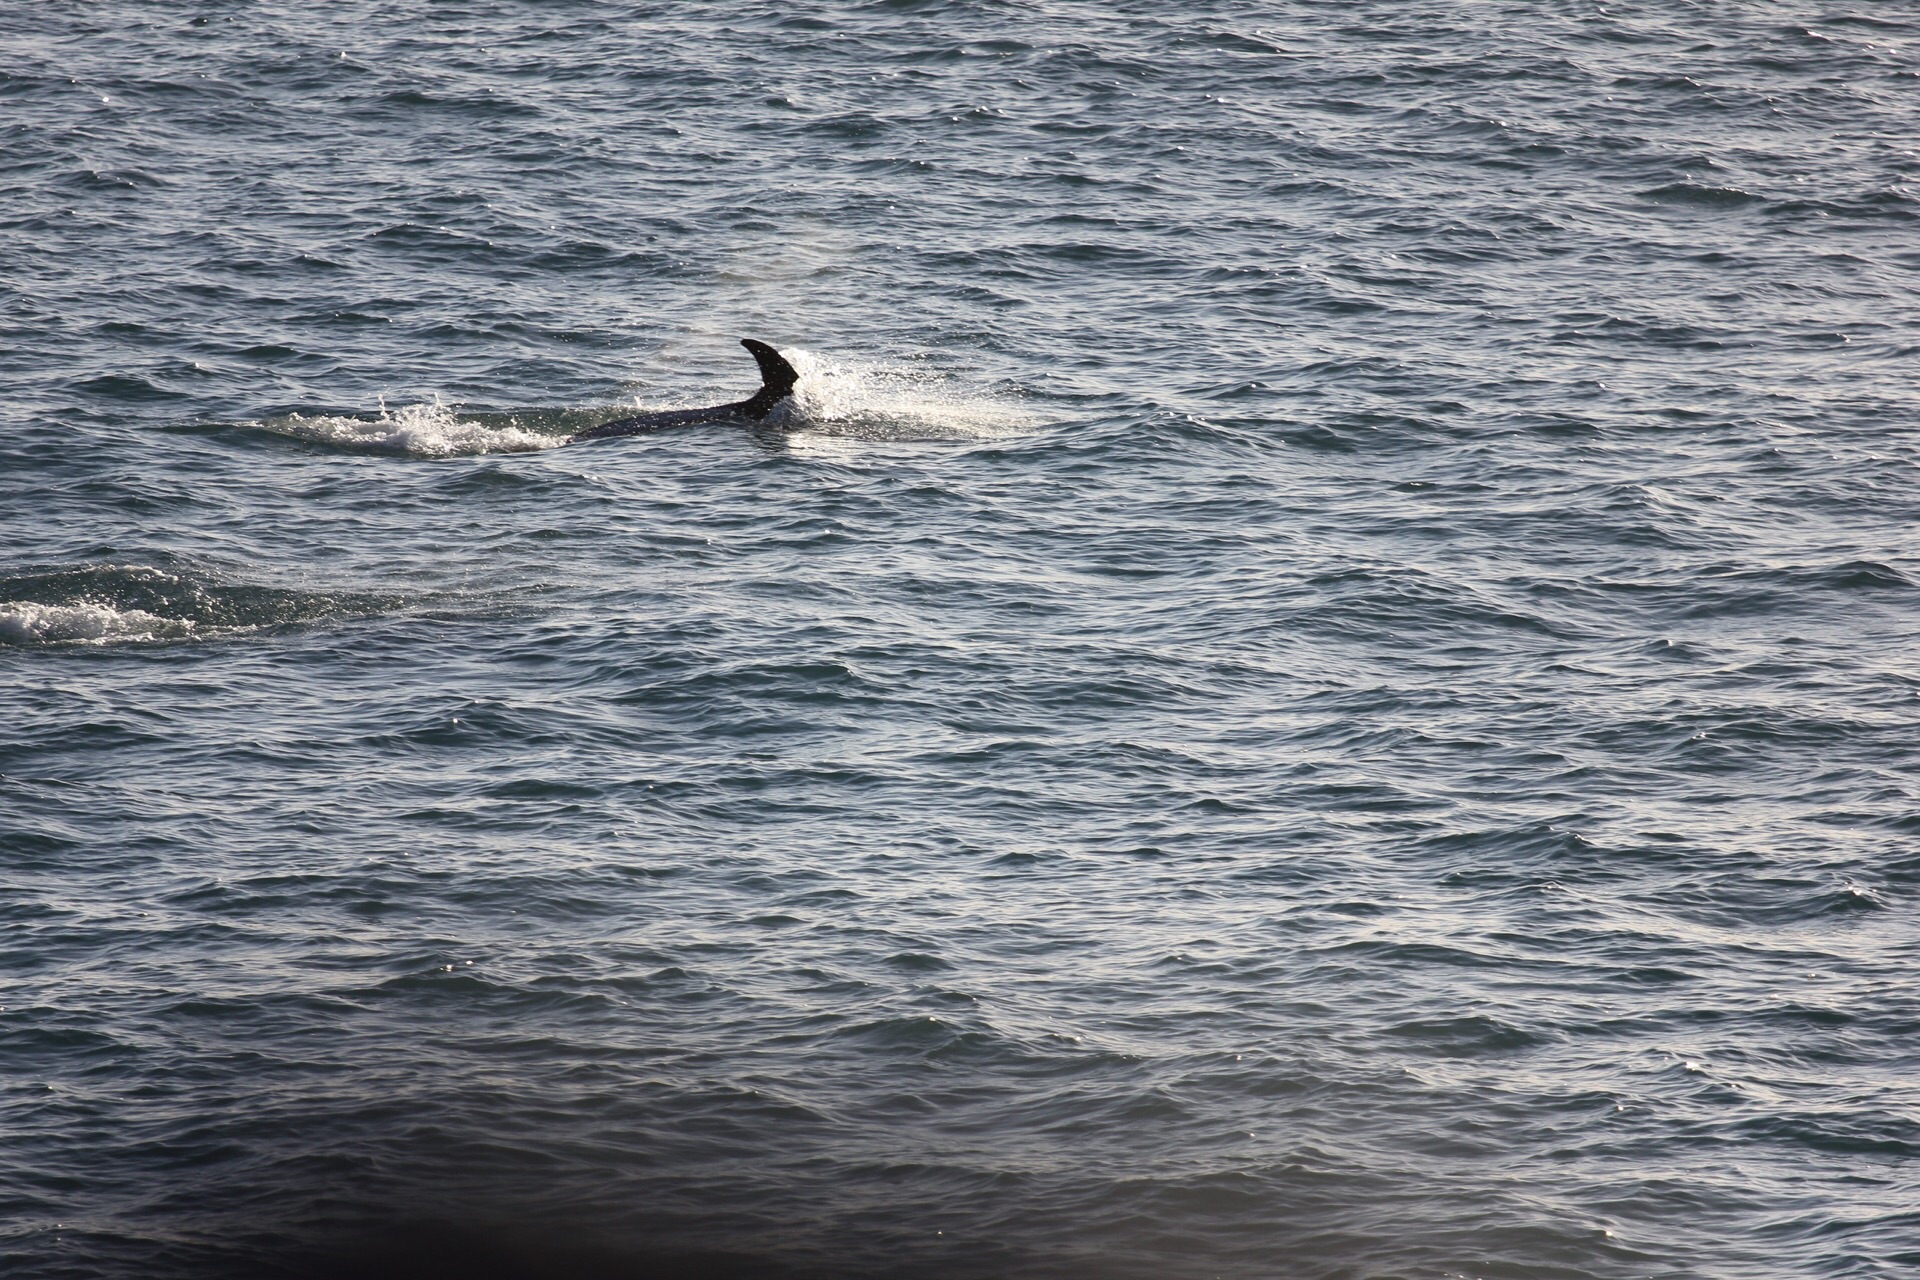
[{"xmin": 567, "ymin": 337, "xmax": 800, "ymax": 442}]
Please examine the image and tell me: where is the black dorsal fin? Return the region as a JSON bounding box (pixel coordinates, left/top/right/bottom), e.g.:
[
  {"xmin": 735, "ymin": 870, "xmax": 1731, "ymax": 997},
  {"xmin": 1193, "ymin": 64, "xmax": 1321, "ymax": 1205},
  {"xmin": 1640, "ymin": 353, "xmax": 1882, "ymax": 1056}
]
[{"xmin": 739, "ymin": 338, "xmax": 799, "ymax": 419}]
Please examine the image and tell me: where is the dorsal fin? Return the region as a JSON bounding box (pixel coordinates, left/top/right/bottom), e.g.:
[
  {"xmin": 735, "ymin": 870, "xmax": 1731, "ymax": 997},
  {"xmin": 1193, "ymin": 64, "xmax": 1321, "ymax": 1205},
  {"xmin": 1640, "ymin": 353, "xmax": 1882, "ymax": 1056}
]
[{"xmin": 739, "ymin": 338, "xmax": 799, "ymax": 419}]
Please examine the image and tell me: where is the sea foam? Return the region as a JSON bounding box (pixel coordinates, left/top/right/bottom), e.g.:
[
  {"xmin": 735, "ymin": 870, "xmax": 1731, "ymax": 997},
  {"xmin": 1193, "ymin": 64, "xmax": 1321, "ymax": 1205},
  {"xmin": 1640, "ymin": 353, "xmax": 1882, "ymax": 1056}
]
[
  {"xmin": 261, "ymin": 399, "xmax": 562, "ymax": 457},
  {"xmin": 0, "ymin": 600, "xmax": 201, "ymax": 645}
]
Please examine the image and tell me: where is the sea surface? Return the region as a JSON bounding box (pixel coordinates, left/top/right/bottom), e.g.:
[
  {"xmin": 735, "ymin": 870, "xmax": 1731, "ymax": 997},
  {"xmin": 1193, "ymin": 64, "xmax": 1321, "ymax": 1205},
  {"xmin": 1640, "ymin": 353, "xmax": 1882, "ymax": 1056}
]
[{"xmin": 2, "ymin": 3, "xmax": 1917, "ymax": 1278}]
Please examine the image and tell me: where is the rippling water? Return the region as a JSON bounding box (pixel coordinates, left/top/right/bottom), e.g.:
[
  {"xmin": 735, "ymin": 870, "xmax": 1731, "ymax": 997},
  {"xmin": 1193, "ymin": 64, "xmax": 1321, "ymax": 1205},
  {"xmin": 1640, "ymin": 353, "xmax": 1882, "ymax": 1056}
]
[{"xmin": 4, "ymin": 4, "xmax": 1917, "ymax": 1278}]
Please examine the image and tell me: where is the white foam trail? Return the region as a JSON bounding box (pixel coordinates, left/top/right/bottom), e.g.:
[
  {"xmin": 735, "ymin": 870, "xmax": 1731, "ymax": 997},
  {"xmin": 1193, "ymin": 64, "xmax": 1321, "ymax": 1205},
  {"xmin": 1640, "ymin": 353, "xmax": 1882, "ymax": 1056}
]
[
  {"xmin": 261, "ymin": 399, "xmax": 562, "ymax": 457},
  {"xmin": 775, "ymin": 349, "xmax": 1036, "ymax": 441},
  {"xmin": 0, "ymin": 601, "xmax": 203, "ymax": 645}
]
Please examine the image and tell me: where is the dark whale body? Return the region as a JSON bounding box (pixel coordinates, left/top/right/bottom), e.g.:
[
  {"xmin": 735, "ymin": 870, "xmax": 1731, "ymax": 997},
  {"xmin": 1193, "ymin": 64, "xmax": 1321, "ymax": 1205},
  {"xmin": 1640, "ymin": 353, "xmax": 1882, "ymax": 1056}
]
[{"xmin": 569, "ymin": 339, "xmax": 800, "ymax": 443}]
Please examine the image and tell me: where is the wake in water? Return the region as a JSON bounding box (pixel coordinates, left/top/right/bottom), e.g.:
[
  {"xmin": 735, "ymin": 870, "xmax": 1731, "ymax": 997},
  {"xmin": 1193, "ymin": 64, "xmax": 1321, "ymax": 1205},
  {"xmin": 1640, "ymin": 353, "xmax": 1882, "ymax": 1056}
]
[
  {"xmin": 258, "ymin": 398, "xmax": 564, "ymax": 458},
  {"xmin": 0, "ymin": 600, "xmax": 196, "ymax": 646},
  {"xmin": 250, "ymin": 349, "xmax": 1033, "ymax": 457},
  {"xmin": 0, "ymin": 563, "xmax": 410, "ymax": 647}
]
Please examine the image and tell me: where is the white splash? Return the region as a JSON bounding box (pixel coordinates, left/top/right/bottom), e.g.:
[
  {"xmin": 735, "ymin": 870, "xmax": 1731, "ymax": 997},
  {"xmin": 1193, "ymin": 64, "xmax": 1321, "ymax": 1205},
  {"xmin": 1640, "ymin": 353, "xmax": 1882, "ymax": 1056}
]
[
  {"xmin": 0, "ymin": 601, "xmax": 202, "ymax": 645},
  {"xmin": 260, "ymin": 398, "xmax": 562, "ymax": 457},
  {"xmin": 775, "ymin": 349, "xmax": 1036, "ymax": 442}
]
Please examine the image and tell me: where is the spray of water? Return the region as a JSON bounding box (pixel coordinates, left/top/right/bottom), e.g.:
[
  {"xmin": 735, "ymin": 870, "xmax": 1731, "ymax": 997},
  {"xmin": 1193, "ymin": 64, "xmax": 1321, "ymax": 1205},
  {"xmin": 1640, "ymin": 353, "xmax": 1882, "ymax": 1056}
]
[
  {"xmin": 0, "ymin": 600, "xmax": 203, "ymax": 645},
  {"xmin": 773, "ymin": 348, "xmax": 1035, "ymax": 441},
  {"xmin": 259, "ymin": 398, "xmax": 562, "ymax": 457}
]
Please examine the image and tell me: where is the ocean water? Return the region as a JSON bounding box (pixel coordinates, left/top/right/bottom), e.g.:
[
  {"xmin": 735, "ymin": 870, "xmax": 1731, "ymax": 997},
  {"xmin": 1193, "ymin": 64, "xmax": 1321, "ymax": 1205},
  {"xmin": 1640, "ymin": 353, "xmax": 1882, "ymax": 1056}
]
[{"xmin": 2, "ymin": 3, "xmax": 1916, "ymax": 1277}]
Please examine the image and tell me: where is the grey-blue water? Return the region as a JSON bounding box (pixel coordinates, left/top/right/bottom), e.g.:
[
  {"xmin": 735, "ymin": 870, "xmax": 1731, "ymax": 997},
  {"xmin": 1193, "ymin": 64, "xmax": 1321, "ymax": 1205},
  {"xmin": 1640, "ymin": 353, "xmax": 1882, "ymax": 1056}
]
[{"xmin": 3, "ymin": 3, "xmax": 1916, "ymax": 1277}]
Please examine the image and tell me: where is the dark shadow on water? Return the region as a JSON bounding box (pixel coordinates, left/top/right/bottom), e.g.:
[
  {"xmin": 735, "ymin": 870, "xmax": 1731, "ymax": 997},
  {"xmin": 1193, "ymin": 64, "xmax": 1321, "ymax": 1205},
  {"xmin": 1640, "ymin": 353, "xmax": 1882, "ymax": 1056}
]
[
  {"xmin": 179, "ymin": 1201, "xmax": 1154, "ymax": 1280},
  {"xmin": 285, "ymin": 1223, "xmax": 812, "ymax": 1280},
  {"xmin": 247, "ymin": 1216, "xmax": 1098, "ymax": 1280}
]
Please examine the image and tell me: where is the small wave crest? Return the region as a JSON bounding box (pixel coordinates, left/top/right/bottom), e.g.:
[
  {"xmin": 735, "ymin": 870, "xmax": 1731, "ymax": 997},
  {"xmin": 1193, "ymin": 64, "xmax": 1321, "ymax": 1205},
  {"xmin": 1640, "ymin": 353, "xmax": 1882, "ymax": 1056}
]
[
  {"xmin": 0, "ymin": 600, "xmax": 198, "ymax": 645},
  {"xmin": 0, "ymin": 563, "xmax": 408, "ymax": 647},
  {"xmin": 771, "ymin": 348, "xmax": 1035, "ymax": 442},
  {"xmin": 1636, "ymin": 182, "xmax": 1763, "ymax": 209},
  {"xmin": 258, "ymin": 399, "xmax": 564, "ymax": 457}
]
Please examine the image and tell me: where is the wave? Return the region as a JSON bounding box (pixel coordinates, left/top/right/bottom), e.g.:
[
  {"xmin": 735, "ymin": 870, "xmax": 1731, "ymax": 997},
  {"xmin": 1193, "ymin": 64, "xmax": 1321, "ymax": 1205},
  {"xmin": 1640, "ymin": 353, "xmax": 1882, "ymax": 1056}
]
[
  {"xmin": 0, "ymin": 600, "xmax": 195, "ymax": 645},
  {"xmin": 254, "ymin": 400, "xmax": 567, "ymax": 457},
  {"xmin": 0, "ymin": 563, "xmax": 410, "ymax": 647},
  {"xmin": 1636, "ymin": 182, "xmax": 1764, "ymax": 209}
]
